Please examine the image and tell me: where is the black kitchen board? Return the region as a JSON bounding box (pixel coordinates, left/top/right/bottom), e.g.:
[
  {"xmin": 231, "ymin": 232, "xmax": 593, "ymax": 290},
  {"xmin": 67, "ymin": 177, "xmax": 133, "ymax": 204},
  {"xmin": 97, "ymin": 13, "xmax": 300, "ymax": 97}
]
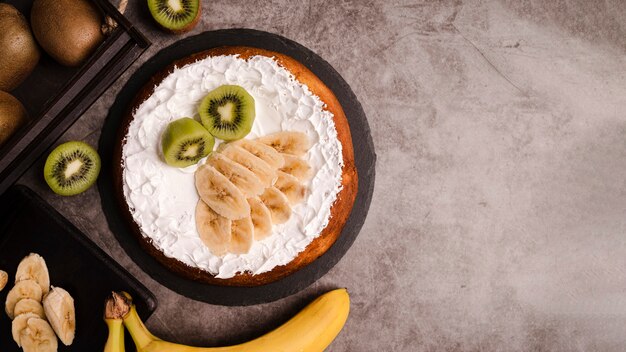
[
  {"xmin": 99, "ymin": 29, "xmax": 376, "ymax": 306},
  {"xmin": 0, "ymin": 185, "xmax": 157, "ymax": 350}
]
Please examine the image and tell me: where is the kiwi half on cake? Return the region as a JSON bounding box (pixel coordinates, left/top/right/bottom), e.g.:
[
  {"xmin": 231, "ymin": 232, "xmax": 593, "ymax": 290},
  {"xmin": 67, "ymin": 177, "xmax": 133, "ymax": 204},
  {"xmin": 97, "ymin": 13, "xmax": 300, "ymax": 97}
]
[
  {"xmin": 44, "ymin": 141, "xmax": 101, "ymax": 196},
  {"xmin": 162, "ymin": 117, "xmax": 215, "ymax": 167},
  {"xmin": 199, "ymin": 85, "xmax": 256, "ymax": 141},
  {"xmin": 147, "ymin": 0, "xmax": 201, "ymax": 33}
]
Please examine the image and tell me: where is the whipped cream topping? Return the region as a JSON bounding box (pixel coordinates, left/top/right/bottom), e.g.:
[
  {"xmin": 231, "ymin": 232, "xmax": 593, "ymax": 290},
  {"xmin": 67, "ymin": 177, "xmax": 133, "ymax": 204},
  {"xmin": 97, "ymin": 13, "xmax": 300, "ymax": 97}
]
[{"xmin": 121, "ymin": 55, "xmax": 343, "ymax": 278}]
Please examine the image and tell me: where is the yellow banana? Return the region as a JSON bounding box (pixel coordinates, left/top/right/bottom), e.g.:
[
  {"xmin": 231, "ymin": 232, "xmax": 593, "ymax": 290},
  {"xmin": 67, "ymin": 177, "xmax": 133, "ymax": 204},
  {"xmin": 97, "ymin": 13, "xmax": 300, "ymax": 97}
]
[
  {"xmin": 109, "ymin": 289, "xmax": 350, "ymax": 352},
  {"xmin": 104, "ymin": 292, "xmax": 126, "ymax": 352}
]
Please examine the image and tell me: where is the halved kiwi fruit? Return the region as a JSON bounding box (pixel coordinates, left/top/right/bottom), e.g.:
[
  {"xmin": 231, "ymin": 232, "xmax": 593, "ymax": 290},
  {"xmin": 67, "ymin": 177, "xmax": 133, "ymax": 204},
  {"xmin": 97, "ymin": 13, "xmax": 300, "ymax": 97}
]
[
  {"xmin": 161, "ymin": 117, "xmax": 215, "ymax": 167},
  {"xmin": 147, "ymin": 0, "xmax": 201, "ymax": 33},
  {"xmin": 199, "ymin": 85, "xmax": 255, "ymax": 141},
  {"xmin": 44, "ymin": 141, "xmax": 101, "ymax": 196}
]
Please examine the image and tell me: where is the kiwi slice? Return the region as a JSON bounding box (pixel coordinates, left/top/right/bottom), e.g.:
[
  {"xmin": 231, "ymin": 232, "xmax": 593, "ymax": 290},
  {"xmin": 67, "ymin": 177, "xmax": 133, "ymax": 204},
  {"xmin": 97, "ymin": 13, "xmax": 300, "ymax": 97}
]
[
  {"xmin": 162, "ymin": 117, "xmax": 215, "ymax": 167},
  {"xmin": 147, "ymin": 0, "xmax": 201, "ymax": 33},
  {"xmin": 44, "ymin": 141, "xmax": 101, "ymax": 196},
  {"xmin": 199, "ymin": 85, "xmax": 255, "ymax": 141}
]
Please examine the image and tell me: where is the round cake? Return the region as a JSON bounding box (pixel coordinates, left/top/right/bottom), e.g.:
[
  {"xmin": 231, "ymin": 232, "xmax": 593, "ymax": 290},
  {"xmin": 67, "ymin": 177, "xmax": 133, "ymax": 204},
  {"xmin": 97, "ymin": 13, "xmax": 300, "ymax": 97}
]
[{"xmin": 114, "ymin": 46, "xmax": 357, "ymax": 286}]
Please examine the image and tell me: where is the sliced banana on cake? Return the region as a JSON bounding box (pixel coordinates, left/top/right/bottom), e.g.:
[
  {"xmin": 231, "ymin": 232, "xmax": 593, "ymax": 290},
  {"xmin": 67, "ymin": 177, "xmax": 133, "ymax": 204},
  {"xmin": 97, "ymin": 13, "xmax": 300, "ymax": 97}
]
[
  {"xmin": 15, "ymin": 253, "xmax": 50, "ymax": 295},
  {"xmin": 230, "ymin": 139, "xmax": 285, "ymax": 169},
  {"xmin": 195, "ymin": 164, "xmax": 250, "ymax": 220},
  {"xmin": 5, "ymin": 279, "xmax": 43, "ymax": 319},
  {"xmin": 229, "ymin": 215, "xmax": 254, "ymax": 254},
  {"xmin": 19, "ymin": 317, "xmax": 58, "ymax": 352},
  {"xmin": 12, "ymin": 312, "xmax": 40, "ymax": 346},
  {"xmin": 207, "ymin": 152, "xmax": 265, "ymax": 197},
  {"xmin": 220, "ymin": 145, "xmax": 277, "ymax": 186},
  {"xmin": 280, "ymin": 153, "xmax": 313, "ymax": 182},
  {"xmin": 248, "ymin": 197, "xmax": 273, "ymax": 241},
  {"xmin": 43, "ymin": 286, "xmax": 75, "ymax": 346},
  {"xmin": 259, "ymin": 187, "xmax": 292, "ymax": 224},
  {"xmin": 14, "ymin": 298, "xmax": 46, "ymax": 319},
  {"xmin": 274, "ymin": 171, "xmax": 307, "ymax": 205},
  {"xmin": 195, "ymin": 200, "xmax": 232, "ymax": 256},
  {"xmin": 256, "ymin": 131, "xmax": 310, "ymax": 157},
  {"xmin": 0, "ymin": 270, "xmax": 7, "ymax": 291}
]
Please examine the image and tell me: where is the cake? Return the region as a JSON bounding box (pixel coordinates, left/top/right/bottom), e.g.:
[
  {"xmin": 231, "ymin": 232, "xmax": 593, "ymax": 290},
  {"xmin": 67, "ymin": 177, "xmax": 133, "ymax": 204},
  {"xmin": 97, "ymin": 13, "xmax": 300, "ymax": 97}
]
[{"xmin": 114, "ymin": 46, "xmax": 357, "ymax": 286}]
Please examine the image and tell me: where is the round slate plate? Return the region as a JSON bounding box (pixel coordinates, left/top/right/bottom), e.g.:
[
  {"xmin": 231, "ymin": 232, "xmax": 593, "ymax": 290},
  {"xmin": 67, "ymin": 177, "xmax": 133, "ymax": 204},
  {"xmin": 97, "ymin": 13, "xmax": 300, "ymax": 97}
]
[{"xmin": 99, "ymin": 29, "xmax": 375, "ymax": 306}]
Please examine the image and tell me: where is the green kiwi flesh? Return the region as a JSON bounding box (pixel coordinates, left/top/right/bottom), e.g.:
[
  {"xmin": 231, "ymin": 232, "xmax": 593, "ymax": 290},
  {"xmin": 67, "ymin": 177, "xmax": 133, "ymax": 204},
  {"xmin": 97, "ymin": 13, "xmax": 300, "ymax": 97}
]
[
  {"xmin": 199, "ymin": 85, "xmax": 255, "ymax": 141},
  {"xmin": 147, "ymin": 0, "xmax": 200, "ymax": 33},
  {"xmin": 44, "ymin": 141, "xmax": 101, "ymax": 196},
  {"xmin": 162, "ymin": 117, "xmax": 215, "ymax": 167}
]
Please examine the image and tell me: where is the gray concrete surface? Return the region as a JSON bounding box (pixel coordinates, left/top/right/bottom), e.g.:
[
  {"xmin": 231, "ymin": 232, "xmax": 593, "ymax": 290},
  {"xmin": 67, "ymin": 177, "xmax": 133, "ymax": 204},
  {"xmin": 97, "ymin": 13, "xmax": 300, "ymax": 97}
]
[{"xmin": 16, "ymin": 0, "xmax": 626, "ymax": 350}]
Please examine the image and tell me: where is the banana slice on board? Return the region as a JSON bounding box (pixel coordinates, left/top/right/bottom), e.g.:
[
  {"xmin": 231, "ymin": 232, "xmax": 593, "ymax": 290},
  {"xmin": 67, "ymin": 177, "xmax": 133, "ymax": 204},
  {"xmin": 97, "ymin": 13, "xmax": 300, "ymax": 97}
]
[
  {"xmin": 274, "ymin": 171, "xmax": 307, "ymax": 205},
  {"xmin": 248, "ymin": 197, "xmax": 272, "ymax": 241},
  {"xmin": 195, "ymin": 164, "xmax": 250, "ymax": 220},
  {"xmin": 5, "ymin": 279, "xmax": 43, "ymax": 319},
  {"xmin": 43, "ymin": 286, "xmax": 76, "ymax": 346},
  {"xmin": 12, "ymin": 312, "xmax": 40, "ymax": 346},
  {"xmin": 280, "ymin": 154, "xmax": 312, "ymax": 182},
  {"xmin": 259, "ymin": 186, "xmax": 292, "ymax": 224},
  {"xmin": 229, "ymin": 215, "xmax": 254, "ymax": 254},
  {"xmin": 220, "ymin": 145, "xmax": 277, "ymax": 186},
  {"xmin": 230, "ymin": 139, "xmax": 285, "ymax": 169},
  {"xmin": 195, "ymin": 200, "xmax": 232, "ymax": 256},
  {"xmin": 14, "ymin": 298, "xmax": 45, "ymax": 319},
  {"xmin": 207, "ymin": 152, "xmax": 265, "ymax": 198},
  {"xmin": 15, "ymin": 253, "xmax": 50, "ymax": 295},
  {"xmin": 19, "ymin": 317, "xmax": 58, "ymax": 352},
  {"xmin": 0, "ymin": 270, "xmax": 7, "ymax": 291},
  {"xmin": 256, "ymin": 131, "xmax": 311, "ymax": 157}
]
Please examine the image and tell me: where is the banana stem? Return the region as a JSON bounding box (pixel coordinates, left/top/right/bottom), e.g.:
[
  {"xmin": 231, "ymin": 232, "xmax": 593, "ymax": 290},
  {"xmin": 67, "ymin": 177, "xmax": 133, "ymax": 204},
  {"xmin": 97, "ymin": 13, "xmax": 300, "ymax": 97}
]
[{"xmin": 104, "ymin": 319, "xmax": 125, "ymax": 352}]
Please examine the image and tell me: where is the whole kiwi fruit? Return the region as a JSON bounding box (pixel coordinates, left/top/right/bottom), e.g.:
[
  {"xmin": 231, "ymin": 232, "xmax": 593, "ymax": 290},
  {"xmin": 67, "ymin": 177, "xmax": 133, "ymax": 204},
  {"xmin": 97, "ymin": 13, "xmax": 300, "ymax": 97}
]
[
  {"xmin": 0, "ymin": 91, "xmax": 29, "ymax": 147},
  {"xmin": 0, "ymin": 4, "xmax": 40, "ymax": 91},
  {"xmin": 31, "ymin": 0, "xmax": 105, "ymax": 67}
]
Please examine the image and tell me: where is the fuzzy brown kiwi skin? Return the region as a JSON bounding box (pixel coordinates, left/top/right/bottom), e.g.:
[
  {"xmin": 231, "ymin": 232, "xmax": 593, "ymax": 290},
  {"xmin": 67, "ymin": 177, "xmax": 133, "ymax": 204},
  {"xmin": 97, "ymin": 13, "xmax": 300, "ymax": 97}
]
[{"xmin": 155, "ymin": 1, "xmax": 202, "ymax": 34}]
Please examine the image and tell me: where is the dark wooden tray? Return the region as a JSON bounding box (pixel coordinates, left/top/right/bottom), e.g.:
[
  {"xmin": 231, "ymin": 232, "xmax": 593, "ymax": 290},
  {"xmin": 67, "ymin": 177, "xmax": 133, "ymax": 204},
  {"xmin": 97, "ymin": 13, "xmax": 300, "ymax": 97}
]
[
  {"xmin": 0, "ymin": 185, "xmax": 157, "ymax": 351},
  {"xmin": 0, "ymin": 0, "xmax": 150, "ymax": 195},
  {"xmin": 99, "ymin": 29, "xmax": 376, "ymax": 306}
]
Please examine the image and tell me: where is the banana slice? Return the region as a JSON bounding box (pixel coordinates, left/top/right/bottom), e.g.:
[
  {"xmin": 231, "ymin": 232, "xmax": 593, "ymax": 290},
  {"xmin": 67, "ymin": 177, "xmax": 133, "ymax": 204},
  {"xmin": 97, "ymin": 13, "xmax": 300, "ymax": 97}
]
[
  {"xmin": 248, "ymin": 197, "xmax": 273, "ymax": 241},
  {"xmin": 259, "ymin": 187, "xmax": 292, "ymax": 224},
  {"xmin": 256, "ymin": 131, "xmax": 311, "ymax": 156},
  {"xmin": 274, "ymin": 171, "xmax": 307, "ymax": 205},
  {"xmin": 220, "ymin": 145, "xmax": 277, "ymax": 186},
  {"xmin": 207, "ymin": 152, "xmax": 265, "ymax": 197},
  {"xmin": 12, "ymin": 312, "xmax": 39, "ymax": 346},
  {"xmin": 195, "ymin": 200, "xmax": 232, "ymax": 256},
  {"xmin": 195, "ymin": 164, "xmax": 250, "ymax": 220},
  {"xmin": 0, "ymin": 270, "xmax": 7, "ymax": 291},
  {"xmin": 43, "ymin": 286, "xmax": 76, "ymax": 346},
  {"xmin": 230, "ymin": 139, "xmax": 285, "ymax": 169},
  {"xmin": 280, "ymin": 154, "xmax": 313, "ymax": 182},
  {"xmin": 5, "ymin": 279, "xmax": 43, "ymax": 319},
  {"xmin": 14, "ymin": 298, "xmax": 45, "ymax": 319},
  {"xmin": 229, "ymin": 215, "xmax": 254, "ymax": 254},
  {"xmin": 19, "ymin": 317, "xmax": 58, "ymax": 352},
  {"xmin": 15, "ymin": 253, "xmax": 50, "ymax": 295}
]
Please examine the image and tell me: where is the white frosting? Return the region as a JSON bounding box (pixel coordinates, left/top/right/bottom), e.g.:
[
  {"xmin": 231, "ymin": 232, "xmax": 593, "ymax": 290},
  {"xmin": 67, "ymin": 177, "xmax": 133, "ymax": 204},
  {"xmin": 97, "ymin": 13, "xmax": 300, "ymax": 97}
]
[{"xmin": 121, "ymin": 55, "xmax": 343, "ymax": 278}]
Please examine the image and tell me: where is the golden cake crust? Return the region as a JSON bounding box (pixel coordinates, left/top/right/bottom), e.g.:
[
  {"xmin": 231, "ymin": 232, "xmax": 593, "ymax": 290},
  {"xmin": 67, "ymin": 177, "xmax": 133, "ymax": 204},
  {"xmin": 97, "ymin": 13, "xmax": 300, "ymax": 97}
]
[{"xmin": 113, "ymin": 46, "xmax": 357, "ymax": 286}]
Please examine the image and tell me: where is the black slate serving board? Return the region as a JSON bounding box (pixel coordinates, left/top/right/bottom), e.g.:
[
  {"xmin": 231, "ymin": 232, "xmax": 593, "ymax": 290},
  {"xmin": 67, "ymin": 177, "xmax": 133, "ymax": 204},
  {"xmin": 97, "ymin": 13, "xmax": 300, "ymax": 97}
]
[
  {"xmin": 0, "ymin": 186, "xmax": 157, "ymax": 351},
  {"xmin": 99, "ymin": 29, "xmax": 376, "ymax": 306}
]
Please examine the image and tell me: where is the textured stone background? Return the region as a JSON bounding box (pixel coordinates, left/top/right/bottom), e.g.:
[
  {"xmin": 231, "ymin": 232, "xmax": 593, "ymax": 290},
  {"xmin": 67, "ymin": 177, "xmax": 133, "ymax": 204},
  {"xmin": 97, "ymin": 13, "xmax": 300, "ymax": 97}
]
[{"xmin": 15, "ymin": 0, "xmax": 626, "ymax": 350}]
